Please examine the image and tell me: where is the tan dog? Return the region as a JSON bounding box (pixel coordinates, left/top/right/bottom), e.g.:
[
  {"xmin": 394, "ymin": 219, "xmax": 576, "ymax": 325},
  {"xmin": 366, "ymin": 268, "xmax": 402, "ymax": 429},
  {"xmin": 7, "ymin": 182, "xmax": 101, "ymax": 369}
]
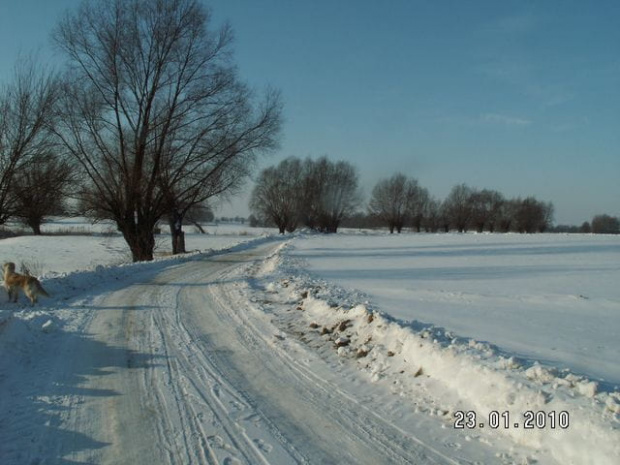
[{"xmin": 3, "ymin": 262, "xmax": 50, "ymax": 305}]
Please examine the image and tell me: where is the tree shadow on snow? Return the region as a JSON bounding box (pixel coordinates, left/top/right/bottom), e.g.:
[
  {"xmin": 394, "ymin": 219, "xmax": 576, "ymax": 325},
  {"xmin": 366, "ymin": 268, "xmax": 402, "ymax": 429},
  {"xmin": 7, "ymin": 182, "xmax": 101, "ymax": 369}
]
[
  {"xmin": 141, "ymin": 276, "xmax": 247, "ymax": 288},
  {"xmin": 297, "ymin": 243, "xmax": 620, "ymax": 260},
  {"xmin": 314, "ymin": 264, "xmax": 613, "ymax": 283},
  {"xmin": 0, "ymin": 317, "xmax": 163, "ymax": 464}
]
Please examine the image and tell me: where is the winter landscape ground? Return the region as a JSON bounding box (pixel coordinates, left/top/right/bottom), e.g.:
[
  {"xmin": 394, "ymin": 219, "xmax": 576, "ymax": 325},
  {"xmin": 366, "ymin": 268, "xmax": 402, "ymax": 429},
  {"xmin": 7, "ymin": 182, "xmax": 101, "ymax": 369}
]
[{"xmin": 0, "ymin": 219, "xmax": 618, "ymax": 464}]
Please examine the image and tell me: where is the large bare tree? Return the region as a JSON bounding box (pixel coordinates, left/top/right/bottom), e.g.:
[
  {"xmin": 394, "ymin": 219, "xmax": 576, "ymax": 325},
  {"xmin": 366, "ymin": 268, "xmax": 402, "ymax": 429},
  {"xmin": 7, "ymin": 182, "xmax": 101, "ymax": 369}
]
[
  {"xmin": 443, "ymin": 183, "xmax": 474, "ymax": 233},
  {"xmin": 54, "ymin": 0, "xmax": 281, "ymax": 261},
  {"xmin": 469, "ymin": 189, "xmax": 504, "ymax": 233},
  {"xmin": 250, "ymin": 157, "xmax": 304, "ymax": 234},
  {"xmin": 251, "ymin": 156, "xmax": 360, "ymax": 234},
  {"xmin": 11, "ymin": 154, "xmax": 73, "ymax": 234},
  {"xmin": 514, "ymin": 197, "xmax": 554, "ymax": 233},
  {"xmin": 300, "ymin": 157, "xmax": 360, "ymax": 233},
  {"xmin": 0, "ymin": 59, "xmax": 60, "ymax": 224},
  {"xmin": 591, "ymin": 214, "xmax": 619, "ymax": 234},
  {"xmin": 368, "ymin": 173, "xmax": 419, "ymax": 233}
]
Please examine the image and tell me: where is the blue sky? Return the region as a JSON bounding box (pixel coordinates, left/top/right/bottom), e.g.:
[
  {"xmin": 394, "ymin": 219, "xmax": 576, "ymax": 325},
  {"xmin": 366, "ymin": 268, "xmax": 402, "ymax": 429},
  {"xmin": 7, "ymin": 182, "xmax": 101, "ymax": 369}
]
[{"xmin": 1, "ymin": 0, "xmax": 618, "ymax": 224}]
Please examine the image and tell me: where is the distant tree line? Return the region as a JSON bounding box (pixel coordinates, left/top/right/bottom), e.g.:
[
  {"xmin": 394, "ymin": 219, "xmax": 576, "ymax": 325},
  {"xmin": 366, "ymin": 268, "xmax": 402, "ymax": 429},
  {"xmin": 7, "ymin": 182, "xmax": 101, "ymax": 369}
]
[
  {"xmin": 365, "ymin": 185, "xmax": 618, "ymax": 235},
  {"xmin": 251, "ymin": 159, "xmax": 619, "ymax": 235},
  {"xmin": 250, "ymin": 161, "xmax": 564, "ymax": 234},
  {"xmin": 367, "ymin": 177, "xmax": 556, "ymax": 234},
  {"xmin": 554, "ymin": 214, "xmax": 620, "ymax": 234},
  {"xmin": 590, "ymin": 215, "xmax": 620, "ymax": 234}
]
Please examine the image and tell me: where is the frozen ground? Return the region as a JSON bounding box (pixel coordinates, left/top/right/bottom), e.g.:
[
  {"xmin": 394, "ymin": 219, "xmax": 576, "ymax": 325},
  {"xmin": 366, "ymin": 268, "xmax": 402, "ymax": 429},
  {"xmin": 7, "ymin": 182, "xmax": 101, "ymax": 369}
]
[{"xmin": 0, "ymin": 222, "xmax": 618, "ymax": 464}]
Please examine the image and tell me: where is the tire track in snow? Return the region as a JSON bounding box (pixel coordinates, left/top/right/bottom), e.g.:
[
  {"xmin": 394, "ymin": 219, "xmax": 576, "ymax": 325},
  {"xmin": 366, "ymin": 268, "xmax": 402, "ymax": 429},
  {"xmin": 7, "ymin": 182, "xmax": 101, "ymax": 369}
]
[
  {"xmin": 172, "ymin": 245, "xmax": 458, "ymax": 464},
  {"xmin": 89, "ymin": 265, "xmax": 281, "ymax": 465},
  {"xmin": 145, "ymin": 270, "xmax": 293, "ymax": 465}
]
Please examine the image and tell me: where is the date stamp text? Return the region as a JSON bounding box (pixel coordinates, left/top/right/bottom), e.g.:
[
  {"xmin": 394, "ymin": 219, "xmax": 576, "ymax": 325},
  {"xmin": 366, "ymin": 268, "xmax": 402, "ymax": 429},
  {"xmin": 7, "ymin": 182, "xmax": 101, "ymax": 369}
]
[{"xmin": 453, "ymin": 410, "xmax": 570, "ymax": 430}]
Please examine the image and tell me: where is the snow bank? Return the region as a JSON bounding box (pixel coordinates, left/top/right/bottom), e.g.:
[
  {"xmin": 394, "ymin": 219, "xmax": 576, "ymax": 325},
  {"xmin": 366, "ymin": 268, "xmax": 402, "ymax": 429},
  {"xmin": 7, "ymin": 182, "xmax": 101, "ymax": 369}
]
[{"xmin": 251, "ymin": 240, "xmax": 620, "ymax": 465}]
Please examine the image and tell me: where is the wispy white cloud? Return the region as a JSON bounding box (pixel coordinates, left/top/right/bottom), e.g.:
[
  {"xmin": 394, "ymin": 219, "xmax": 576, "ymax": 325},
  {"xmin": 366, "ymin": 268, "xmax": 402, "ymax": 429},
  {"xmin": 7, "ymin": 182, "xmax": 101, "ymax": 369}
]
[
  {"xmin": 476, "ymin": 58, "xmax": 575, "ymax": 108},
  {"xmin": 484, "ymin": 13, "xmax": 539, "ymax": 35},
  {"xmin": 474, "ymin": 13, "xmax": 575, "ymax": 109},
  {"xmin": 480, "ymin": 113, "xmax": 532, "ymax": 126},
  {"xmin": 435, "ymin": 113, "xmax": 532, "ymax": 128}
]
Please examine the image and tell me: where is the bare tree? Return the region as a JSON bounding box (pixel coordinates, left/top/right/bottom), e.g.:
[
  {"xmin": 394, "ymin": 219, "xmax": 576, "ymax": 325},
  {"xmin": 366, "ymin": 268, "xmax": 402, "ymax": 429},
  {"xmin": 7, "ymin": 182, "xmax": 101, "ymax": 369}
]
[
  {"xmin": 541, "ymin": 201, "xmax": 554, "ymax": 232},
  {"xmin": 11, "ymin": 154, "xmax": 73, "ymax": 234},
  {"xmin": 591, "ymin": 214, "xmax": 619, "ymax": 234},
  {"xmin": 297, "ymin": 157, "xmax": 327, "ymax": 230},
  {"xmin": 249, "ymin": 157, "xmax": 304, "ymax": 234},
  {"xmin": 305, "ymin": 157, "xmax": 360, "ymax": 233},
  {"xmin": 0, "ymin": 59, "xmax": 60, "ymax": 224},
  {"xmin": 469, "ymin": 189, "xmax": 504, "ymax": 233},
  {"xmin": 422, "ymin": 196, "xmax": 442, "ymax": 232},
  {"xmin": 54, "ymin": 0, "xmax": 281, "ymax": 261},
  {"xmin": 443, "ymin": 183, "xmax": 474, "ymax": 232},
  {"xmin": 486, "ymin": 190, "xmax": 505, "ymax": 233},
  {"xmin": 513, "ymin": 197, "xmax": 554, "ymax": 233},
  {"xmin": 327, "ymin": 160, "xmax": 360, "ymax": 232},
  {"xmin": 368, "ymin": 174, "xmax": 419, "ymax": 233},
  {"xmin": 409, "ymin": 185, "xmax": 430, "ymax": 232},
  {"xmin": 496, "ymin": 198, "xmax": 518, "ymax": 232}
]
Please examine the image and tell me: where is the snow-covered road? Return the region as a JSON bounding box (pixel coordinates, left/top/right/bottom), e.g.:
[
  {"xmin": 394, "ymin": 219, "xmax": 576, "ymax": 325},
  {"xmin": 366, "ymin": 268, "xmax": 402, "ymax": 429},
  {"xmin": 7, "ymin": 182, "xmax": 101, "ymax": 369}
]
[
  {"xmin": 2, "ymin": 235, "xmax": 618, "ymax": 465},
  {"xmin": 1, "ymin": 242, "xmax": 457, "ymax": 464}
]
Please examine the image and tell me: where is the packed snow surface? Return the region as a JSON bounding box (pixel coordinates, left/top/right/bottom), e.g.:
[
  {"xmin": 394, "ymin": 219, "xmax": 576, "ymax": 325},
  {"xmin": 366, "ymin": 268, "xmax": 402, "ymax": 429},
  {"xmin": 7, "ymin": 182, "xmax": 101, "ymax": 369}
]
[{"xmin": 0, "ymin": 223, "xmax": 618, "ymax": 464}]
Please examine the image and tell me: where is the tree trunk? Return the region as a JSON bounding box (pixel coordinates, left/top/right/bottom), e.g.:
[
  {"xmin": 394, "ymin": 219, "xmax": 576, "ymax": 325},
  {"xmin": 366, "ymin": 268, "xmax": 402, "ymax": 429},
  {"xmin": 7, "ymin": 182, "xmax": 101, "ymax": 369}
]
[
  {"xmin": 412, "ymin": 217, "xmax": 422, "ymax": 233},
  {"xmin": 169, "ymin": 211, "xmax": 187, "ymax": 255},
  {"xmin": 28, "ymin": 219, "xmax": 42, "ymax": 235},
  {"xmin": 119, "ymin": 217, "xmax": 156, "ymax": 262},
  {"xmin": 125, "ymin": 229, "xmax": 155, "ymax": 262},
  {"xmin": 174, "ymin": 230, "xmax": 186, "ymax": 254},
  {"xmin": 273, "ymin": 216, "xmax": 286, "ymax": 234}
]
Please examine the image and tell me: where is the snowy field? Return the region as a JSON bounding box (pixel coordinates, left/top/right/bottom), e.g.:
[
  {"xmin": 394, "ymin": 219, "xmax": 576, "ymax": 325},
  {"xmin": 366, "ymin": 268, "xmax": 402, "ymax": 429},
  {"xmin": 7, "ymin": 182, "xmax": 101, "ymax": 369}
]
[
  {"xmin": 288, "ymin": 232, "xmax": 620, "ymax": 389},
  {"xmin": 0, "ymin": 217, "xmax": 271, "ymax": 274},
  {"xmin": 0, "ymin": 221, "xmax": 618, "ymax": 464}
]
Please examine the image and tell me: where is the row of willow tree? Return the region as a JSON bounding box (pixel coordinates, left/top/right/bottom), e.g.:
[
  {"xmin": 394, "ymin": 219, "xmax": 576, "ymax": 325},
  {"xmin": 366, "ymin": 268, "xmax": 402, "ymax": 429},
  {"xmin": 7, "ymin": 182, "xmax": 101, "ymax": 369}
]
[
  {"xmin": 250, "ymin": 156, "xmax": 360, "ymax": 233},
  {"xmin": 250, "ymin": 157, "xmax": 556, "ymax": 234},
  {"xmin": 0, "ymin": 0, "xmax": 282, "ymax": 261}
]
